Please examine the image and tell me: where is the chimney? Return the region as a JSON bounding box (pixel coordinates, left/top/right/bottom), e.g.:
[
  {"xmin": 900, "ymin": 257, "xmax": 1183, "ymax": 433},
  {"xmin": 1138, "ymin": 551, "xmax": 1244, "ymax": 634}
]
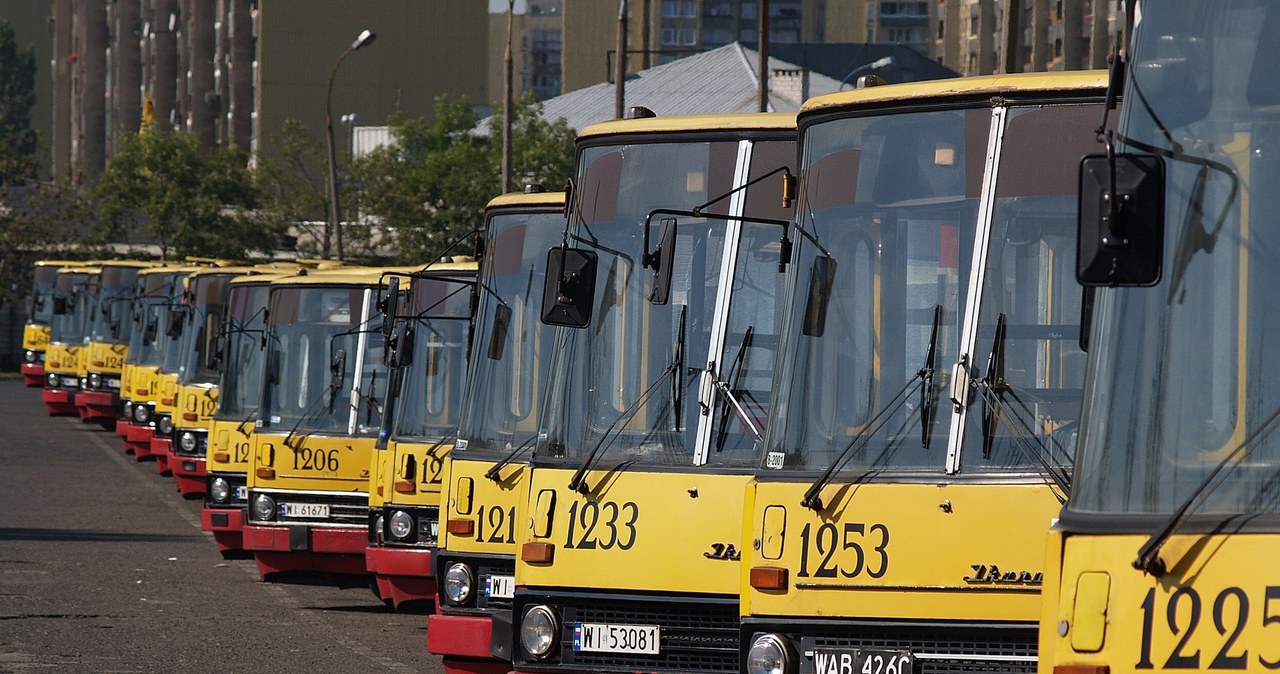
[{"xmin": 770, "ymin": 67, "xmax": 810, "ymax": 105}]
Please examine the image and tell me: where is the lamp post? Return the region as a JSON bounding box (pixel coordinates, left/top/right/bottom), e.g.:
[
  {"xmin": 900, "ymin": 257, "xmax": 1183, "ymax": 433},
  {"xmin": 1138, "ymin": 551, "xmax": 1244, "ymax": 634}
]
[
  {"xmin": 325, "ymin": 29, "xmax": 376, "ymax": 261},
  {"xmin": 837, "ymin": 55, "xmax": 893, "ymax": 90}
]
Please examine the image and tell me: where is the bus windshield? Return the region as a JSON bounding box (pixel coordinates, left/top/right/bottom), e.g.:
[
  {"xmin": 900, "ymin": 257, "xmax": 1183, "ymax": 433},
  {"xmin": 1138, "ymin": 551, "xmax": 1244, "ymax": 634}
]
[
  {"xmin": 215, "ymin": 283, "xmax": 269, "ymax": 420},
  {"xmin": 1071, "ymin": 1, "xmax": 1280, "ymax": 516},
  {"xmin": 127, "ymin": 273, "xmax": 180, "ymax": 368},
  {"xmin": 179, "ymin": 274, "xmax": 234, "ymax": 386},
  {"xmin": 389, "ymin": 274, "xmax": 472, "ymax": 440},
  {"xmin": 766, "ymin": 101, "xmax": 1098, "ymax": 476},
  {"xmin": 262, "ymin": 285, "xmax": 386, "ymax": 436},
  {"xmin": 90, "ymin": 267, "xmax": 141, "ymax": 344},
  {"xmin": 456, "ymin": 209, "xmax": 565, "ymax": 454},
  {"xmin": 29, "ymin": 266, "xmax": 59, "ymax": 325},
  {"xmin": 50, "ymin": 272, "xmax": 93, "ymax": 345},
  {"xmin": 537, "ymin": 137, "xmax": 793, "ymax": 469}
]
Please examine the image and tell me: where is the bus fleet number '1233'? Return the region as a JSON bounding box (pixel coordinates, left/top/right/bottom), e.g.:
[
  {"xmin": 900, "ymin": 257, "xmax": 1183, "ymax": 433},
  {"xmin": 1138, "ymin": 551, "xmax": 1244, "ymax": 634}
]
[{"xmin": 564, "ymin": 500, "xmax": 639, "ymax": 551}]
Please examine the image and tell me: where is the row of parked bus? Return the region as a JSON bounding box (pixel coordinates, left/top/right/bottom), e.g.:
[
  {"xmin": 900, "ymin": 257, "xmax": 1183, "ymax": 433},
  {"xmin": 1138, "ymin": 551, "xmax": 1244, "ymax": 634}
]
[{"xmin": 19, "ymin": 23, "xmax": 1263, "ymax": 672}]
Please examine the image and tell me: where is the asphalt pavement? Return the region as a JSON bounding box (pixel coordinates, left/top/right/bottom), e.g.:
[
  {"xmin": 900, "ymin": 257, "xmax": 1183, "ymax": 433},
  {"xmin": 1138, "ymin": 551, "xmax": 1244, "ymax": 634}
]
[{"xmin": 0, "ymin": 379, "xmax": 445, "ymax": 673}]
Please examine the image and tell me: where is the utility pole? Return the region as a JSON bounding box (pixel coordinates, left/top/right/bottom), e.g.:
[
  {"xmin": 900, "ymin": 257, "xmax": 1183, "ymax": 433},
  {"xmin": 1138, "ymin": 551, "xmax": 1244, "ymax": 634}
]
[
  {"xmin": 502, "ymin": 0, "xmax": 514, "ymax": 193},
  {"xmin": 615, "ymin": 0, "xmax": 628, "ymax": 119},
  {"xmin": 757, "ymin": 0, "xmax": 769, "ymax": 112}
]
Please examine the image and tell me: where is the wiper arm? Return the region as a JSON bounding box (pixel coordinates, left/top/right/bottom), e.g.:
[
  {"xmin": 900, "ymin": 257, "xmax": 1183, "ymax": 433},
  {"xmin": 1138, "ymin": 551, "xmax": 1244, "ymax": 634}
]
[
  {"xmin": 484, "ymin": 435, "xmax": 538, "ymax": 482},
  {"xmin": 235, "ymin": 406, "xmax": 259, "ymax": 438},
  {"xmin": 801, "ymin": 307, "xmax": 944, "ymax": 511},
  {"xmin": 567, "ymin": 359, "xmax": 680, "ymax": 495},
  {"xmin": 1134, "ymin": 405, "xmax": 1280, "ymax": 577},
  {"xmin": 713, "ymin": 326, "xmax": 758, "ymax": 453},
  {"xmin": 282, "ymin": 383, "xmax": 341, "ymax": 449},
  {"xmin": 920, "ymin": 305, "xmax": 943, "ymax": 449},
  {"xmin": 980, "ymin": 313, "xmax": 1008, "ymax": 460}
]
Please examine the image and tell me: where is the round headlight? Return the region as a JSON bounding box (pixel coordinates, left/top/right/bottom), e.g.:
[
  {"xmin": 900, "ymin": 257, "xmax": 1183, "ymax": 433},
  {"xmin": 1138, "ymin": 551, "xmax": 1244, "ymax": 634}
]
[
  {"xmin": 388, "ymin": 510, "xmax": 415, "ymax": 541},
  {"xmin": 88, "ymin": 373, "xmax": 102, "ymax": 389},
  {"xmin": 178, "ymin": 431, "xmax": 198, "ymax": 453},
  {"xmin": 46, "ymin": 373, "xmax": 58, "ymax": 388},
  {"xmin": 209, "ymin": 477, "xmax": 231, "ymax": 503},
  {"xmin": 442, "ymin": 563, "xmax": 475, "ymax": 606},
  {"xmin": 520, "ymin": 605, "xmax": 558, "ymax": 659},
  {"xmin": 133, "ymin": 404, "xmax": 151, "ymax": 423},
  {"xmin": 251, "ymin": 493, "xmax": 277, "ymax": 521},
  {"xmin": 156, "ymin": 415, "xmax": 174, "ymax": 435},
  {"xmin": 746, "ymin": 633, "xmax": 794, "ymax": 674},
  {"xmin": 373, "ymin": 515, "xmax": 384, "ymax": 542},
  {"xmin": 25, "ymin": 350, "xmax": 37, "ymax": 364}
]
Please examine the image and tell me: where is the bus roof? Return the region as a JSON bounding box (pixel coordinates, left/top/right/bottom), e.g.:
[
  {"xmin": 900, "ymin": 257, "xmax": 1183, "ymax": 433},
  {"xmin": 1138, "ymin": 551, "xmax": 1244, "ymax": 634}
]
[
  {"xmin": 577, "ymin": 112, "xmax": 796, "ymax": 141},
  {"xmin": 800, "ymin": 70, "xmax": 1109, "ymax": 116},
  {"xmin": 486, "ymin": 190, "xmax": 566, "ymax": 210},
  {"xmin": 34, "ymin": 260, "xmax": 88, "ymax": 268}
]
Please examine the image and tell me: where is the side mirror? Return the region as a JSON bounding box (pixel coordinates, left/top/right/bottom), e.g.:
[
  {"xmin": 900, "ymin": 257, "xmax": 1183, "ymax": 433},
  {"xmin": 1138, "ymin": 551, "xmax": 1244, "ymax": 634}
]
[
  {"xmin": 380, "ymin": 277, "xmax": 400, "ymax": 341},
  {"xmin": 52, "ymin": 296, "xmax": 69, "ymax": 315},
  {"xmin": 330, "ymin": 347, "xmax": 347, "ymax": 391},
  {"xmin": 802, "ymin": 255, "xmax": 838, "ymax": 337},
  {"xmin": 487, "ymin": 304, "xmax": 512, "ymax": 360},
  {"xmin": 1079, "ymin": 286, "xmax": 1095, "ymax": 353},
  {"xmin": 389, "ymin": 322, "xmax": 414, "ymax": 369},
  {"xmin": 143, "ymin": 318, "xmax": 158, "ymax": 343},
  {"xmin": 541, "ymin": 247, "xmax": 597, "ymax": 328},
  {"xmin": 1078, "ymin": 153, "xmax": 1165, "ymax": 286},
  {"xmin": 210, "ymin": 333, "xmax": 227, "ymax": 372},
  {"xmin": 166, "ymin": 309, "xmax": 186, "ymax": 338},
  {"xmin": 647, "ymin": 218, "xmax": 678, "ymax": 305}
]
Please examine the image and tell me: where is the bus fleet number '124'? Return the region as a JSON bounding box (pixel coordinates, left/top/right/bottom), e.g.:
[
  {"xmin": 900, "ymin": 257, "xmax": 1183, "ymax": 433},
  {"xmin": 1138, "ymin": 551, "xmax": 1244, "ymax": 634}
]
[{"xmin": 1137, "ymin": 585, "xmax": 1280, "ymax": 669}]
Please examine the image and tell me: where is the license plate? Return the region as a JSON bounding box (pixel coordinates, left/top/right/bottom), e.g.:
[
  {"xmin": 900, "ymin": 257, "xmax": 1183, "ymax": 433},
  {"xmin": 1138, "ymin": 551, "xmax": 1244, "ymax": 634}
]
[
  {"xmin": 484, "ymin": 575, "xmax": 514, "ymax": 599},
  {"xmin": 813, "ymin": 649, "xmax": 913, "ymax": 674},
  {"xmin": 280, "ymin": 503, "xmax": 329, "ymax": 519},
  {"xmin": 60, "ymin": 376, "xmax": 78, "ymax": 387},
  {"xmin": 573, "ymin": 623, "xmax": 660, "ymax": 655},
  {"xmin": 106, "ymin": 379, "xmax": 120, "ymax": 389},
  {"xmin": 234, "ymin": 486, "xmax": 248, "ymax": 501}
]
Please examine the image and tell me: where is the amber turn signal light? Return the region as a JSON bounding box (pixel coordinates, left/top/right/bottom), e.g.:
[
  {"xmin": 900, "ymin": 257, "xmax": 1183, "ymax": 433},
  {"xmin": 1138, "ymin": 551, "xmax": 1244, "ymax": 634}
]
[
  {"xmin": 255, "ymin": 467, "xmax": 276, "ymax": 479},
  {"xmin": 750, "ymin": 566, "xmax": 788, "ymax": 590},
  {"xmin": 161, "ymin": 397, "xmax": 174, "ymax": 405},
  {"xmin": 1054, "ymin": 666, "xmax": 1109, "ymax": 674},
  {"xmin": 521, "ymin": 542, "xmax": 555, "ymax": 564},
  {"xmin": 182, "ymin": 412, "xmax": 197, "ymax": 421},
  {"xmin": 212, "ymin": 452, "xmax": 229, "ymax": 462},
  {"xmin": 446, "ymin": 518, "xmax": 474, "ymax": 536},
  {"xmin": 92, "ymin": 359, "xmax": 105, "ymax": 367},
  {"xmin": 394, "ymin": 480, "xmax": 415, "ymax": 494},
  {"xmin": 136, "ymin": 388, "xmax": 149, "ymax": 395}
]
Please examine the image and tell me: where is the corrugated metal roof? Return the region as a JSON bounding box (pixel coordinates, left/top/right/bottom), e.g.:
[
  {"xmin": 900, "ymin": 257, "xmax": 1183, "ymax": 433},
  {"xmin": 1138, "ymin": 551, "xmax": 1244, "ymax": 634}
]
[{"xmin": 480, "ymin": 42, "xmax": 842, "ymax": 134}]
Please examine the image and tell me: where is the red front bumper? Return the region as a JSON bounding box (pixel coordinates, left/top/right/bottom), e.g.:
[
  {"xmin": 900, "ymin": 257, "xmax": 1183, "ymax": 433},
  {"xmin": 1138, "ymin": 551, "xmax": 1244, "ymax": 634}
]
[
  {"xmin": 21, "ymin": 363, "xmax": 43, "ymax": 387},
  {"xmin": 243, "ymin": 524, "xmax": 368, "ymax": 578},
  {"xmin": 124, "ymin": 423, "xmax": 154, "ymax": 457},
  {"xmin": 171, "ymin": 457, "xmax": 207, "ymax": 496},
  {"xmin": 428, "ymin": 612, "xmax": 504, "ymax": 661},
  {"xmin": 365, "ymin": 544, "xmax": 436, "ymax": 606},
  {"xmin": 201, "ymin": 507, "xmax": 245, "ymax": 553},
  {"xmin": 151, "ymin": 437, "xmax": 173, "ymax": 475},
  {"xmin": 75, "ymin": 390, "xmax": 117, "ymax": 422},
  {"xmin": 42, "ymin": 388, "xmax": 77, "ymax": 415}
]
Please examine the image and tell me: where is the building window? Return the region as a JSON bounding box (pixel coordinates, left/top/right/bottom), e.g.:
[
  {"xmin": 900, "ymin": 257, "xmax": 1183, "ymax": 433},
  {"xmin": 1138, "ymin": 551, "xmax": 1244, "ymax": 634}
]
[
  {"xmin": 662, "ymin": 1, "xmax": 679, "ymax": 18},
  {"xmin": 662, "ymin": 28, "xmax": 677, "ymax": 45},
  {"xmin": 683, "ymin": 0, "xmax": 696, "ymax": 18},
  {"xmin": 705, "ymin": 2, "xmax": 732, "ymax": 17},
  {"xmin": 769, "ymin": 29, "xmax": 799, "ymax": 44},
  {"xmin": 682, "ymin": 28, "xmax": 696, "ymax": 45},
  {"xmin": 742, "ymin": 2, "xmax": 756, "ymax": 19}
]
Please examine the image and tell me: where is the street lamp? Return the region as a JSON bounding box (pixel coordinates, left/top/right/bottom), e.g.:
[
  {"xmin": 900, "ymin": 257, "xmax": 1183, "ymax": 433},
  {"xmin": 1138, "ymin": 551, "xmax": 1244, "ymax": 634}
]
[
  {"xmin": 837, "ymin": 56, "xmax": 894, "ymax": 90},
  {"xmin": 326, "ymin": 29, "xmax": 376, "ymax": 261}
]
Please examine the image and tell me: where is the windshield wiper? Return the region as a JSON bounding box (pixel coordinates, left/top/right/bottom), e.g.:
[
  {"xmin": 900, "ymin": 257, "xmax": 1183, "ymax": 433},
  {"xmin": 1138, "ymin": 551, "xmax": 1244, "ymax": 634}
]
[
  {"xmin": 801, "ymin": 304, "xmax": 943, "ymax": 511},
  {"xmin": 1134, "ymin": 404, "xmax": 1280, "ymax": 577},
  {"xmin": 712, "ymin": 326, "xmax": 760, "ymax": 453},
  {"xmin": 235, "ymin": 406, "xmax": 259, "ymax": 438},
  {"xmin": 566, "ymin": 358, "xmax": 681, "ymax": 495},
  {"xmin": 920, "ymin": 305, "xmax": 943, "ymax": 449},
  {"xmin": 485, "ymin": 435, "xmax": 538, "ymax": 482}
]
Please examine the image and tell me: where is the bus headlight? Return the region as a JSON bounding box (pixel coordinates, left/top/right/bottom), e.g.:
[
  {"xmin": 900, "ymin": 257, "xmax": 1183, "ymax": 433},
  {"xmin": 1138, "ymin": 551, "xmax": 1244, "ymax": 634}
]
[
  {"xmin": 442, "ymin": 563, "xmax": 474, "ymax": 605},
  {"xmin": 24, "ymin": 350, "xmax": 37, "ymax": 364},
  {"xmin": 388, "ymin": 510, "xmax": 415, "ymax": 541},
  {"xmin": 520, "ymin": 605, "xmax": 558, "ymax": 659},
  {"xmin": 156, "ymin": 415, "xmax": 174, "ymax": 435},
  {"xmin": 122, "ymin": 401, "xmax": 134, "ymax": 418},
  {"xmin": 746, "ymin": 633, "xmax": 794, "ymax": 674},
  {"xmin": 209, "ymin": 477, "xmax": 231, "ymax": 503},
  {"xmin": 133, "ymin": 404, "xmax": 150, "ymax": 423},
  {"xmin": 88, "ymin": 373, "xmax": 102, "ymax": 389},
  {"xmin": 178, "ymin": 431, "xmax": 198, "ymax": 453},
  {"xmin": 251, "ymin": 494, "xmax": 276, "ymax": 521},
  {"xmin": 46, "ymin": 373, "xmax": 59, "ymax": 388}
]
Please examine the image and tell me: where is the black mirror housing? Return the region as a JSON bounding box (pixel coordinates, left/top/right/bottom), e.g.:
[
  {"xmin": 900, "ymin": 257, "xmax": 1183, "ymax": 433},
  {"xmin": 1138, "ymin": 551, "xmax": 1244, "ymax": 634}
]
[
  {"xmin": 52, "ymin": 296, "xmax": 69, "ymax": 315},
  {"xmin": 541, "ymin": 247, "xmax": 597, "ymax": 328},
  {"xmin": 488, "ymin": 304, "xmax": 512, "ymax": 360},
  {"xmin": 802, "ymin": 255, "xmax": 838, "ymax": 337},
  {"xmin": 381, "ymin": 277, "xmax": 401, "ymax": 341},
  {"xmin": 1078, "ymin": 153, "xmax": 1165, "ymax": 286},
  {"xmin": 648, "ymin": 218, "xmax": 678, "ymax": 305}
]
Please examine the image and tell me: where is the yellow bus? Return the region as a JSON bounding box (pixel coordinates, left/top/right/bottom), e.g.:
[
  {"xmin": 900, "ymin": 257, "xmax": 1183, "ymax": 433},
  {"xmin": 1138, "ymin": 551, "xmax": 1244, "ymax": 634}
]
[
  {"xmin": 22, "ymin": 260, "xmax": 84, "ymax": 387},
  {"xmin": 243, "ymin": 266, "xmax": 424, "ymax": 578},
  {"xmin": 424, "ymin": 189, "xmax": 565, "ymax": 669},
  {"xmin": 74, "ymin": 261, "xmax": 155, "ymax": 428},
  {"xmin": 365, "ymin": 259, "xmax": 477, "ymax": 607},
  {"xmin": 121, "ymin": 267, "xmax": 195, "ymax": 458},
  {"xmin": 202, "ymin": 270, "xmax": 297, "ymax": 554},
  {"xmin": 167, "ymin": 267, "xmax": 268, "ymax": 497},
  {"xmin": 1042, "ymin": 4, "xmax": 1280, "ymax": 672},
  {"xmin": 42, "ymin": 265, "xmax": 101, "ymax": 416},
  {"xmin": 505, "ymin": 112, "xmax": 796, "ymax": 673},
  {"xmin": 739, "ymin": 72, "xmax": 1107, "ymax": 674}
]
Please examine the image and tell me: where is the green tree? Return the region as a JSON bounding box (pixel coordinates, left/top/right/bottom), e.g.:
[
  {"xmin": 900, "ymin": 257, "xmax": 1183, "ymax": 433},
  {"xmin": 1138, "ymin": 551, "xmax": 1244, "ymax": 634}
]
[
  {"xmin": 93, "ymin": 131, "xmax": 275, "ymax": 259},
  {"xmin": 0, "ymin": 181, "xmax": 96, "ymax": 308},
  {"xmin": 0, "ymin": 19, "xmax": 39, "ymax": 185},
  {"xmin": 352, "ymin": 93, "xmax": 575, "ymax": 263}
]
